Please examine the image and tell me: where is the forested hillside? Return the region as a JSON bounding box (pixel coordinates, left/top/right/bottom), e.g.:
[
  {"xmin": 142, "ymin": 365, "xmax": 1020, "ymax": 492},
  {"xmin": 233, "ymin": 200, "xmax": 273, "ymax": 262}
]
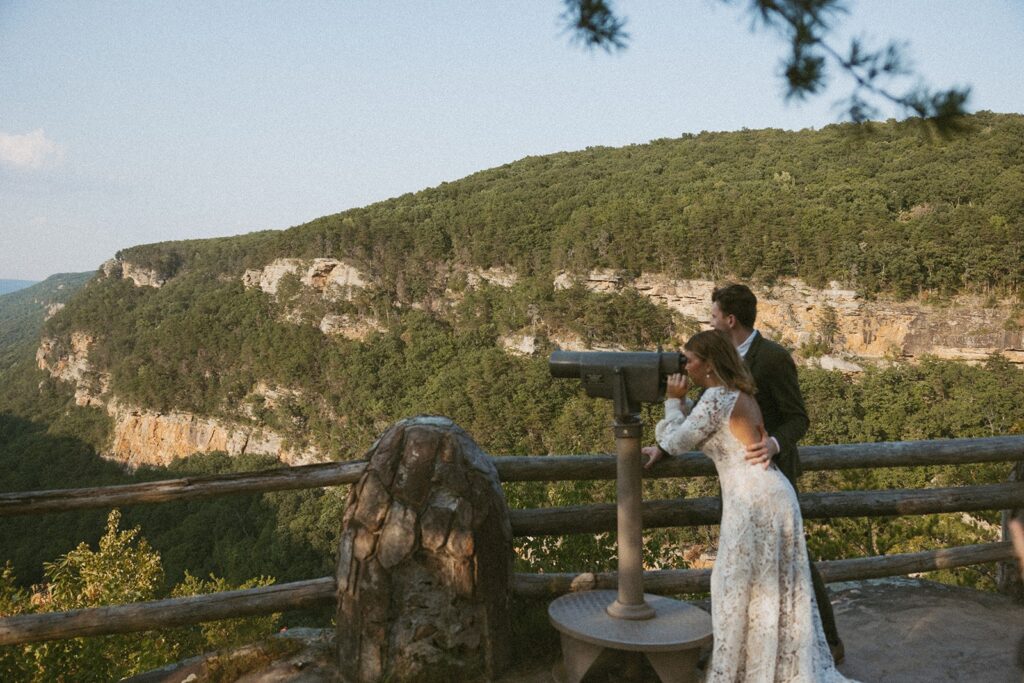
[
  {"xmin": 0, "ymin": 273, "xmax": 90, "ymax": 364},
  {"xmin": 22, "ymin": 113, "xmax": 1019, "ymax": 454},
  {"xmin": 2, "ymin": 113, "xmax": 1023, "ymax": 679},
  {"xmin": 114, "ymin": 111, "xmax": 1024, "ymax": 300}
]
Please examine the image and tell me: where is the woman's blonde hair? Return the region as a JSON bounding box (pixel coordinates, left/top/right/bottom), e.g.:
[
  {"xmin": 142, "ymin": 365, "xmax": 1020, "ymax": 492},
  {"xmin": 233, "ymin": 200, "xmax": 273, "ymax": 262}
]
[{"xmin": 684, "ymin": 330, "xmax": 757, "ymax": 395}]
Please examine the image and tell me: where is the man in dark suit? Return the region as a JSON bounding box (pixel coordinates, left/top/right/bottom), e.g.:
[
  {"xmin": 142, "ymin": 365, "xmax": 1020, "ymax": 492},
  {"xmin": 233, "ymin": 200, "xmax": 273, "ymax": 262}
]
[{"xmin": 709, "ymin": 283, "xmax": 844, "ymax": 663}]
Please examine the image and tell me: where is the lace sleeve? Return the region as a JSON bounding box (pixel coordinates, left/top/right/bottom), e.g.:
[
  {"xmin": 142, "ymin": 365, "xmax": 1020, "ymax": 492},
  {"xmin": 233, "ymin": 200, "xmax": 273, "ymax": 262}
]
[{"xmin": 655, "ymin": 387, "xmax": 728, "ymax": 455}]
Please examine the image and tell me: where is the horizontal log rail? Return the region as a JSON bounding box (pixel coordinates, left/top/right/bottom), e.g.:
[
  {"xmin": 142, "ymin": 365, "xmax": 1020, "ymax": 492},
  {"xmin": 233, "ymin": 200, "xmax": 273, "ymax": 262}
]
[
  {"xmin": 509, "ymin": 482, "xmax": 1024, "ymax": 536},
  {"xmin": 0, "ymin": 577, "xmax": 335, "ymax": 647},
  {"xmin": 498, "ymin": 435, "xmax": 1024, "ymax": 481},
  {"xmin": 0, "ymin": 461, "xmax": 367, "ymax": 517},
  {"xmin": 2, "ymin": 436, "xmax": 1022, "ymax": 518},
  {"xmin": 1, "ymin": 542, "xmax": 1011, "ymax": 646},
  {"xmin": 511, "ymin": 541, "xmax": 1015, "ymax": 598}
]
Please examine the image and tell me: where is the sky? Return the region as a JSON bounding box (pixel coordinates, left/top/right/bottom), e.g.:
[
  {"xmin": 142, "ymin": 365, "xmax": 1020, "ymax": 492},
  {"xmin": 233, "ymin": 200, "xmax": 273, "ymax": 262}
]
[{"xmin": 1, "ymin": 1, "xmax": 1023, "ymax": 281}]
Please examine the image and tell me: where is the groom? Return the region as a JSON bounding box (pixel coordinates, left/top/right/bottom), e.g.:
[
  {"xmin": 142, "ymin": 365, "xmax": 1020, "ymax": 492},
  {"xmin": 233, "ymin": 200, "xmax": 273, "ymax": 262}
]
[{"xmin": 708, "ymin": 283, "xmax": 844, "ymax": 663}]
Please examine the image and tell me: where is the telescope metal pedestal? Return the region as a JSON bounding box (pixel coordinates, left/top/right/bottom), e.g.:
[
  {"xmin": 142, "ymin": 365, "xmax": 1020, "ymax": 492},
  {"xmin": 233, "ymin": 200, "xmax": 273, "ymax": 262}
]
[
  {"xmin": 544, "ymin": 360, "xmax": 712, "ymax": 682},
  {"xmin": 548, "ymin": 590, "xmax": 712, "ymax": 683},
  {"xmin": 608, "ymin": 420, "xmax": 656, "ymax": 620}
]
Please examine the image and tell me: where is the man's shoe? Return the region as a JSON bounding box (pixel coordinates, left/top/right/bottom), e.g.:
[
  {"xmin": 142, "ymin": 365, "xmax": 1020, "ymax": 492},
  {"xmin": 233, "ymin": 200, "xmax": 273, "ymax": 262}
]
[{"xmin": 829, "ymin": 639, "xmax": 845, "ymax": 665}]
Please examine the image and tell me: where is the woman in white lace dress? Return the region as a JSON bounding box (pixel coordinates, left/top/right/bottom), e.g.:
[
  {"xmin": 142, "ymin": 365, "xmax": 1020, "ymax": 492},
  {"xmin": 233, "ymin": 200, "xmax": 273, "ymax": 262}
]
[{"xmin": 645, "ymin": 330, "xmax": 854, "ymax": 683}]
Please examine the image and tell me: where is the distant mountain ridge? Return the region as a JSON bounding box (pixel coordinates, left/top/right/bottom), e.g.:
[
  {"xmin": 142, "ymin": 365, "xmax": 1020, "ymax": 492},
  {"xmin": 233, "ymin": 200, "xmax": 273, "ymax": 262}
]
[
  {"xmin": 0, "ymin": 273, "xmax": 92, "ymax": 366},
  {"xmin": 110, "ymin": 110, "xmax": 1024, "ymax": 301},
  {"xmin": 0, "ymin": 280, "xmax": 38, "ymax": 296}
]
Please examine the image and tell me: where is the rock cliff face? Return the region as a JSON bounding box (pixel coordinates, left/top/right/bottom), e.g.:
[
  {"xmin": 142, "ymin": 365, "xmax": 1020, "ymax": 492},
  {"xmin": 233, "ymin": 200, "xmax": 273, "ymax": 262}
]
[
  {"xmin": 319, "ymin": 314, "xmax": 384, "ymax": 341},
  {"xmin": 243, "ymin": 258, "xmax": 376, "ymax": 339},
  {"xmin": 552, "ymin": 271, "xmax": 1024, "ymax": 366},
  {"xmin": 101, "ymin": 257, "xmax": 167, "ymax": 288},
  {"xmin": 465, "ymin": 266, "xmax": 518, "ymax": 288},
  {"xmin": 36, "ymin": 335, "xmax": 323, "ymax": 467},
  {"xmin": 241, "ymin": 259, "xmax": 1022, "ymax": 365},
  {"xmin": 38, "ymin": 263, "xmax": 1023, "ymax": 468},
  {"xmin": 106, "ymin": 401, "xmax": 320, "ymax": 468},
  {"xmin": 36, "ymin": 332, "xmax": 110, "ymax": 407},
  {"xmin": 242, "ymin": 257, "xmax": 368, "ymax": 300}
]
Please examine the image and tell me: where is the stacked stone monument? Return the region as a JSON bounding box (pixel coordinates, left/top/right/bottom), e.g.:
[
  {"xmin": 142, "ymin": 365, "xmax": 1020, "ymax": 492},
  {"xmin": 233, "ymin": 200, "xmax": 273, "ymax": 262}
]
[{"xmin": 336, "ymin": 416, "xmax": 513, "ymax": 682}]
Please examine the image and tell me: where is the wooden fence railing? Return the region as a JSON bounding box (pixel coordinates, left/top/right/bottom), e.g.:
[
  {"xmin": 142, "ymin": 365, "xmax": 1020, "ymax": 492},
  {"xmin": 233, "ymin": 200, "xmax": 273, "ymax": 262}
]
[{"xmin": 1, "ymin": 435, "xmax": 1022, "ymax": 647}]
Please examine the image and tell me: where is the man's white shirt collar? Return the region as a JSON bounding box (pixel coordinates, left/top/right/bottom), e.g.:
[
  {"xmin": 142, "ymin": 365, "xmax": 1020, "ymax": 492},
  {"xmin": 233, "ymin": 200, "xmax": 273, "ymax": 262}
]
[{"xmin": 736, "ymin": 329, "xmax": 759, "ymax": 358}]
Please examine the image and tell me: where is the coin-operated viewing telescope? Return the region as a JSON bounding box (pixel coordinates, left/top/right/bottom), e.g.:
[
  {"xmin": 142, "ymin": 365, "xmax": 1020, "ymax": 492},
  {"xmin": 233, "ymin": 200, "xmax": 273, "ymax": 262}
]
[
  {"xmin": 548, "ymin": 347, "xmax": 689, "ymax": 622},
  {"xmin": 546, "ymin": 346, "xmax": 713, "ymax": 669},
  {"xmin": 549, "ymin": 349, "xmax": 684, "ymax": 421}
]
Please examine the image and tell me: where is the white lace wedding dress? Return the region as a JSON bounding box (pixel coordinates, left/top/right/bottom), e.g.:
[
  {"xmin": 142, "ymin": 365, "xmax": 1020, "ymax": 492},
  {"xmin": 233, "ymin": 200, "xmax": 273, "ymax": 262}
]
[{"xmin": 656, "ymin": 386, "xmax": 855, "ymax": 683}]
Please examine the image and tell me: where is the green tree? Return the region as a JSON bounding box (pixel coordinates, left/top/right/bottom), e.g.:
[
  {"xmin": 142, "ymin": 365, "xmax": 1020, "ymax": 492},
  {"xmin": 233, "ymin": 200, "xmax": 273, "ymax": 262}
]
[{"xmin": 0, "ymin": 511, "xmax": 280, "ymax": 682}]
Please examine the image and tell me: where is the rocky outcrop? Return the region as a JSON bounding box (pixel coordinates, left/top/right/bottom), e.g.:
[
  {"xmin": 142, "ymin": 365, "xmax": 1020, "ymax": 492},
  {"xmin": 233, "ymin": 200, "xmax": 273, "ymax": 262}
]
[
  {"xmin": 35, "ymin": 335, "xmax": 327, "ymax": 467},
  {"xmin": 319, "ymin": 314, "xmax": 384, "ymax": 341},
  {"xmin": 466, "ymin": 266, "xmax": 519, "ymax": 288},
  {"xmin": 129, "ymin": 579, "xmax": 1024, "ymax": 682},
  {"xmin": 124, "ymin": 262, "xmax": 167, "ymax": 288},
  {"xmin": 36, "ymin": 333, "xmax": 110, "ymax": 407},
  {"xmin": 499, "ymin": 330, "xmax": 628, "ymax": 355},
  {"xmin": 554, "ymin": 268, "xmax": 624, "ymax": 293},
  {"xmin": 125, "ymin": 628, "xmax": 341, "ymax": 682},
  {"xmin": 242, "ymin": 258, "xmax": 368, "ymax": 301},
  {"xmin": 243, "ymin": 258, "xmax": 374, "ymax": 338},
  {"xmin": 499, "ymin": 334, "xmax": 537, "ymax": 356},
  {"xmin": 37, "ymin": 263, "xmax": 1024, "ymax": 470},
  {"xmin": 101, "ymin": 257, "xmax": 167, "ymax": 288},
  {"xmin": 304, "ymin": 258, "xmax": 367, "ymax": 294},
  {"xmin": 547, "ymin": 272, "xmax": 1024, "ymax": 366},
  {"xmin": 301, "ymin": 264, "xmax": 1018, "ymax": 365},
  {"xmin": 44, "ymin": 303, "xmax": 64, "ymax": 320},
  {"xmin": 827, "ymin": 578, "xmax": 1024, "ymax": 682},
  {"xmin": 105, "ymin": 400, "xmax": 322, "ymax": 468},
  {"xmin": 242, "ymin": 258, "xmax": 303, "ymax": 295}
]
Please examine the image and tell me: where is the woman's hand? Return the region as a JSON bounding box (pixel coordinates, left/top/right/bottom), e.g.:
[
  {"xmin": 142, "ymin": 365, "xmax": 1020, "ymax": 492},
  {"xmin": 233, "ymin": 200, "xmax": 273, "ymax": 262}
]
[
  {"xmin": 744, "ymin": 424, "xmax": 777, "ymax": 469},
  {"xmin": 641, "ymin": 445, "xmax": 664, "ymax": 470},
  {"xmin": 665, "ymin": 373, "xmax": 689, "ymax": 399}
]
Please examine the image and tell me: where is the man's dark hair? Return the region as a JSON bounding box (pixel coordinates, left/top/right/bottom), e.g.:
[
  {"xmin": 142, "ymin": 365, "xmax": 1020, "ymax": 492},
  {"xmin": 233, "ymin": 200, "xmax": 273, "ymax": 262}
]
[{"xmin": 712, "ymin": 283, "xmax": 757, "ymax": 328}]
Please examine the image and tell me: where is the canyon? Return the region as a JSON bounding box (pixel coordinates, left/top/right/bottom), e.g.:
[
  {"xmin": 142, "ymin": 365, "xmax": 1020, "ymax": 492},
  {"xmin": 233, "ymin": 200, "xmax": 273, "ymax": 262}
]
[{"xmin": 38, "ymin": 258, "xmax": 1024, "ymax": 468}]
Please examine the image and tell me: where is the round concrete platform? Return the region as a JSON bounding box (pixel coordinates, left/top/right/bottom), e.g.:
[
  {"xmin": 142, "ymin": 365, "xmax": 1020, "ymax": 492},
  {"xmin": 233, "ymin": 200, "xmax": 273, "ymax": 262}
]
[
  {"xmin": 548, "ymin": 590, "xmax": 712, "ymax": 652},
  {"xmin": 548, "ymin": 591, "xmax": 712, "ymax": 682}
]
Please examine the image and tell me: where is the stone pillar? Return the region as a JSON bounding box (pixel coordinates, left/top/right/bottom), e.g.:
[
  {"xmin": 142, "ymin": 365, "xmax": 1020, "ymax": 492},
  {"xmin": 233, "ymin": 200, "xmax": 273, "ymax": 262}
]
[{"xmin": 336, "ymin": 416, "xmax": 513, "ymax": 682}]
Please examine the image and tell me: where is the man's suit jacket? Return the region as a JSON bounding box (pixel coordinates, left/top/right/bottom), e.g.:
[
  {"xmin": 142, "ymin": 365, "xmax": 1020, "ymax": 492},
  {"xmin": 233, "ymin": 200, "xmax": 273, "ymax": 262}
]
[{"xmin": 744, "ymin": 332, "xmax": 809, "ymax": 483}]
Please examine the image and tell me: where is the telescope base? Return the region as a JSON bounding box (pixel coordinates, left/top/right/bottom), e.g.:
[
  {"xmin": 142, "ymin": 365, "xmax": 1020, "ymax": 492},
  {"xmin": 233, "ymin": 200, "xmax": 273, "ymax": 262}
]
[
  {"xmin": 548, "ymin": 590, "xmax": 712, "ymax": 683},
  {"xmin": 606, "ymin": 598, "xmax": 656, "ymax": 620}
]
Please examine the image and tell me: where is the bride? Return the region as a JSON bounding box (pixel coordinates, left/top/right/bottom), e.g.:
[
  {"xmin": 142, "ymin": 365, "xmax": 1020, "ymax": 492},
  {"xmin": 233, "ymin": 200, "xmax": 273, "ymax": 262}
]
[{"xmin": 643, "ymin": 330, "xmax": 854, "ymax": 683}]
